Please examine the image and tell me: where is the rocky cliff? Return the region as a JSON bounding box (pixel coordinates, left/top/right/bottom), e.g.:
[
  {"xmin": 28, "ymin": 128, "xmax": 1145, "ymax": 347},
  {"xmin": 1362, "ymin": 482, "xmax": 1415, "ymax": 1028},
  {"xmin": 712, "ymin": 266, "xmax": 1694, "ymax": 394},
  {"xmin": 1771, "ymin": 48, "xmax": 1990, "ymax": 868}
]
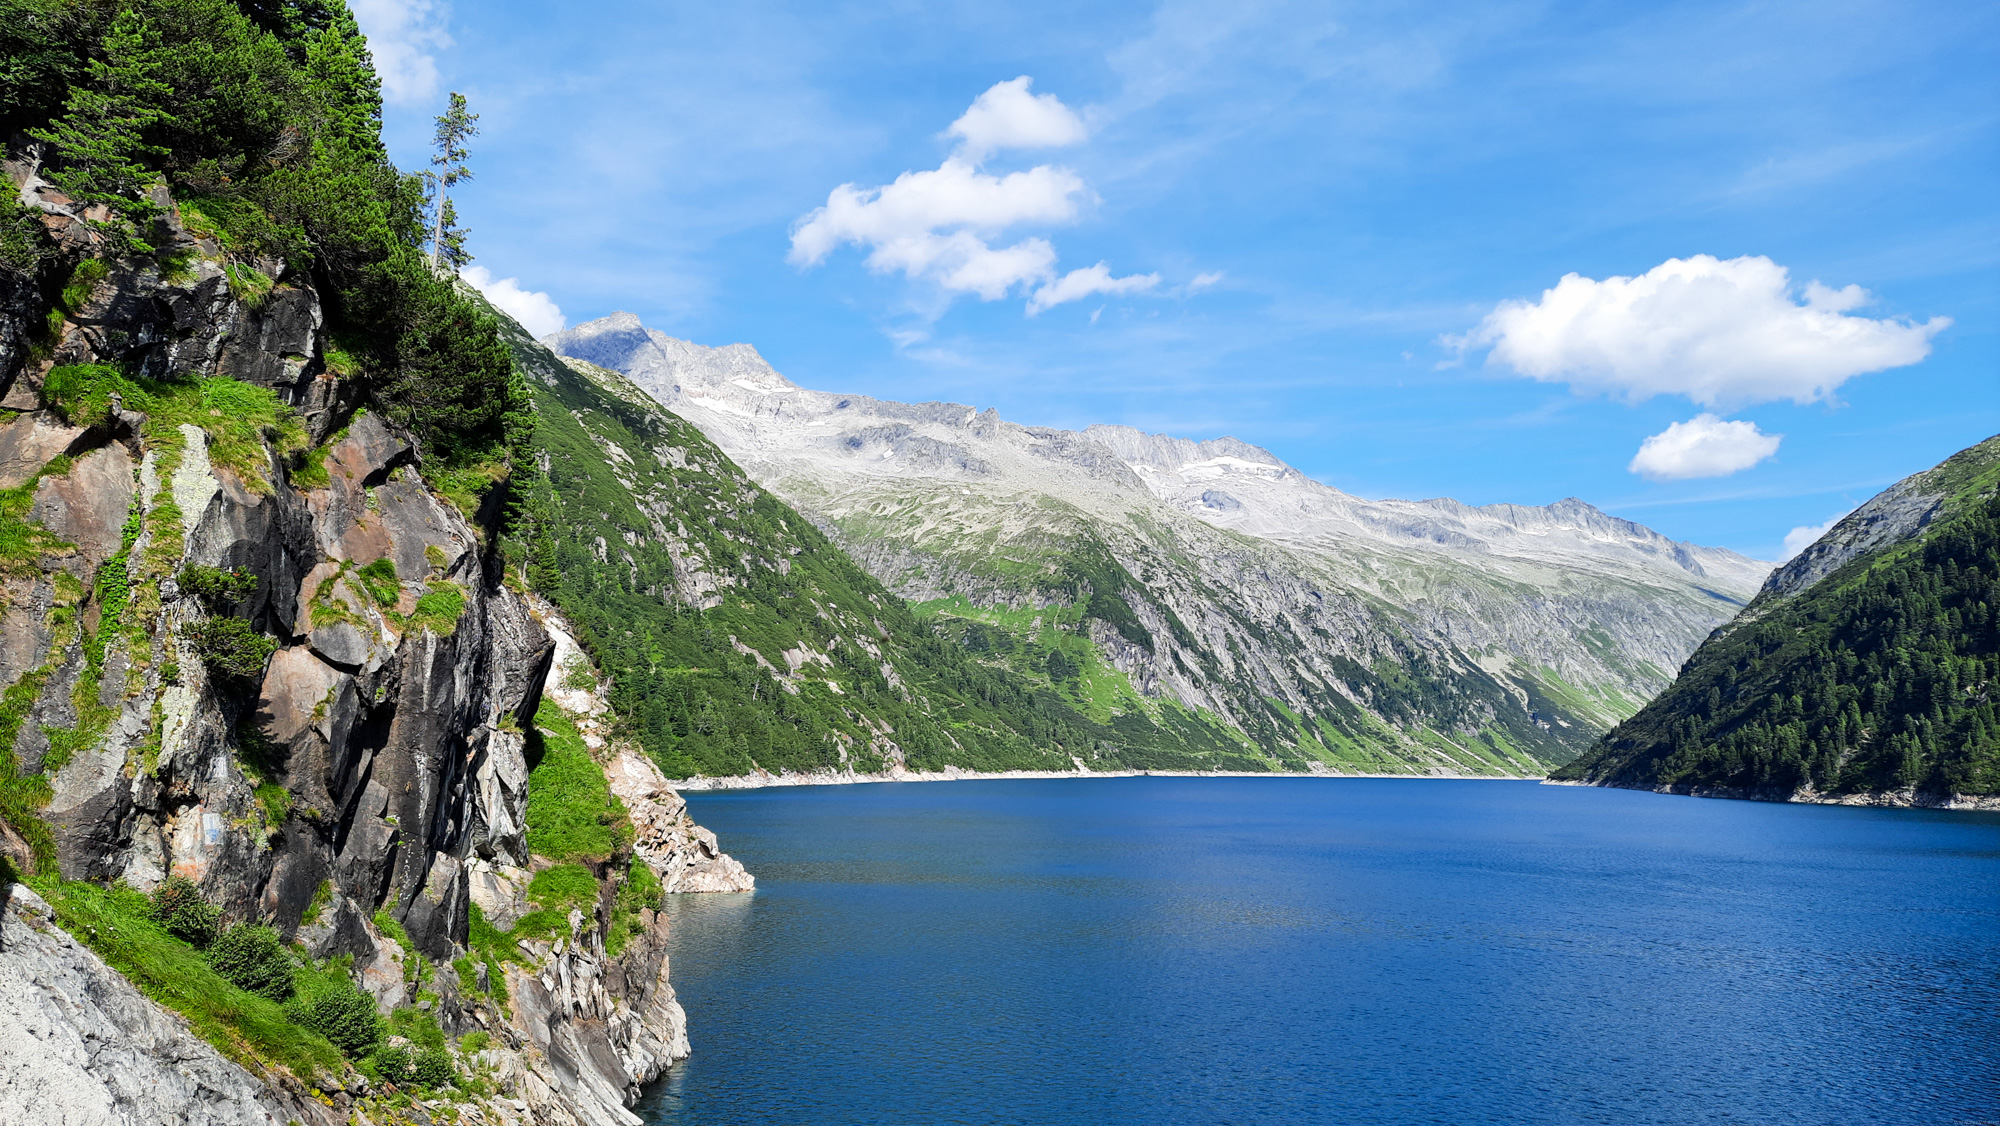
[{"xmin": 0, "ymin": 163, "xmax": 749, "ymax": 1124}]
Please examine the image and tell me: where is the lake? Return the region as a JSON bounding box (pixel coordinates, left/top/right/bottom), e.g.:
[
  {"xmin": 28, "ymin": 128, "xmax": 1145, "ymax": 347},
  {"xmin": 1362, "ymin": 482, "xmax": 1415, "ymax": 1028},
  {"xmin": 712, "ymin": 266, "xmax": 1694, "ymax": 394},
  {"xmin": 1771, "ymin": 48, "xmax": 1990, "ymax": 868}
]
[{"xmin": 640, "ymin": 777, "xmax": 2000, "ymax": 1125}]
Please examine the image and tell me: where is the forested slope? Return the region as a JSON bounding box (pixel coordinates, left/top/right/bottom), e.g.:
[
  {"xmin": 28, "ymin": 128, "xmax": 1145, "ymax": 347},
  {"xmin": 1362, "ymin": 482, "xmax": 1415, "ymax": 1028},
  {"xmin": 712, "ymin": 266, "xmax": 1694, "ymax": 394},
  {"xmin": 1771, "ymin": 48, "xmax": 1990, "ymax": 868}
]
[{"xmin": 1554, "ymin": 435, "xmax": 2000, "ymax": 804}]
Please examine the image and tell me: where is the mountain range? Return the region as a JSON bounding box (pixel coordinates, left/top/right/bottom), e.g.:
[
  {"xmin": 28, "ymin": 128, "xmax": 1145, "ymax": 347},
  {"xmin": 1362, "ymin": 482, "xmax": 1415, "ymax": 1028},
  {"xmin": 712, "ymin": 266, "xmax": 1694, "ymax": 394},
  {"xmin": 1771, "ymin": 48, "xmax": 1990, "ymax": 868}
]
[{"xmin": 545, "ymin": 312, "xmax": 1772, "ymax": 776}]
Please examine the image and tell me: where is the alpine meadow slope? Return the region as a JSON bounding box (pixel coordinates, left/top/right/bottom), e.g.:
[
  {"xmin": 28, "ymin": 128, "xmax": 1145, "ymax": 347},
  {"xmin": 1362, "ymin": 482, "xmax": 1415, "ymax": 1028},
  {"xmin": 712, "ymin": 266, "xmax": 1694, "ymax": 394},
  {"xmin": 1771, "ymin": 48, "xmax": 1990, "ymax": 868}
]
[
  {"xmin": 1555, "ymin": 434, "xmax": 2000, "ymax": 808},
  {"xmin": 544, "ymin": 313, "xmax": 1773, "ymax": 777}
]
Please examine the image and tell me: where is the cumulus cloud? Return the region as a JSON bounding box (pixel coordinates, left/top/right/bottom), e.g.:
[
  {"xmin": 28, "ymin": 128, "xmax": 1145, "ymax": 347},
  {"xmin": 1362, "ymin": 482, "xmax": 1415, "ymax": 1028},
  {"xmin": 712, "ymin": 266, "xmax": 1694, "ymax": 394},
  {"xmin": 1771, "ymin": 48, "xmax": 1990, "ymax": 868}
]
[
  {"xmin": 1781, "ymin": 509, "xmax": 1855, "ymax": 560},
  {"xmin": 349, "ymin": 0, "xmax": 453, "ymax": 104},
  {"xmin": 1188, "ymin": 271, "xmax": 1225, "ymax": 291},
  {"xmin": 1453, "ymin": 255, "xmax": 1950, "ymax": 409},
  {"xmin": 461, "ymin": 266, "xmax": 566, "ymax": 338},
  {"xmin": 787, "ymin": 159, "xmax": 1086, "ymax": 287},
  {"xmin": 1030, "ymin": 263, "xmax": 1161, "ymax": 314},
  {"xmin": 946, "ymin": 76, "xmax": 1088, "ymax": 161},
  {"xmin": 1627, "ymin": 414, "xmax": 1782, "ymax": 480},
  {"xmin": 790, "ymin": 78, "xmax": 1160, "ymax": 313}
]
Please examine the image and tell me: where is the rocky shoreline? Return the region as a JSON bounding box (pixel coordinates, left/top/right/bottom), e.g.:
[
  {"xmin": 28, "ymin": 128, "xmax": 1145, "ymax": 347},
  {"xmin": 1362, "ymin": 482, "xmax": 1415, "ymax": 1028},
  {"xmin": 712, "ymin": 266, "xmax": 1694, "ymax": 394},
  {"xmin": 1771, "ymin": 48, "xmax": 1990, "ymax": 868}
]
[{"xmin": 1540, "ymin": 778, "xmax": 2000, "ymax": 811}]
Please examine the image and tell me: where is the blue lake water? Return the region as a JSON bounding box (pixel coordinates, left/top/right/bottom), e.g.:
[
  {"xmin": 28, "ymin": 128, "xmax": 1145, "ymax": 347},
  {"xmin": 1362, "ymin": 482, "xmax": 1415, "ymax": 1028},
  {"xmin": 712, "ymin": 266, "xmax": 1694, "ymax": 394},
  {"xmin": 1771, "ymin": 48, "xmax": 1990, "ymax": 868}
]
[{"xmin": 640, "ymin": 777, "xmax": 2000, "ymax": 1125}]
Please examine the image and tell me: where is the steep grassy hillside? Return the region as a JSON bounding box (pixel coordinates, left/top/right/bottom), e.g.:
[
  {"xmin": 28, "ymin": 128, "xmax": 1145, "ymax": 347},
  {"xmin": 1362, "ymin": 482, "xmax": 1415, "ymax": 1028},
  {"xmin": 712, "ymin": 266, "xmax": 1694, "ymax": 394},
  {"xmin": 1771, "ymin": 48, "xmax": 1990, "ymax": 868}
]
[
  {"xmin": 494, "ymin": 319, "xmax": 1277, "ymax": 778},
  {"xmin": 1555, "ymin": 435, "xmax": 2000, "ymax": 801}
]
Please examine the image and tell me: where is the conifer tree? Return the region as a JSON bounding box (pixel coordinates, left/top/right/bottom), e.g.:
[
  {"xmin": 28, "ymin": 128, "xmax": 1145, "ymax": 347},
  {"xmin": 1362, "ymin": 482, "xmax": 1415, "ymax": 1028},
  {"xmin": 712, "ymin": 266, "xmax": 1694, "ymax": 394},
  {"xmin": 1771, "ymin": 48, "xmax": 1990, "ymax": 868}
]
[
  {"xmin": 428, "ymin": 91, "xmax": 477, "ymax": 270},
  {"xmin": 29, "ymin": 9, "xmax": 171, "ymax": 253}
]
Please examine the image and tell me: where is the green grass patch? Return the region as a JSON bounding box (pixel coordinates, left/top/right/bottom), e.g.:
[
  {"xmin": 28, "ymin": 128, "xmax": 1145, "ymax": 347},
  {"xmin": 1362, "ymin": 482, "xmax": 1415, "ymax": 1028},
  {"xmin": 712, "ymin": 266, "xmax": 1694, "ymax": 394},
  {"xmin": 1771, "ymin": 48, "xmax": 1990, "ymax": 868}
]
[
  {"xmin": 356, "ymin": 558, "xmax": 399, "ymax": 606},
  {"xmin": 31, "ymin": 877, "xmax": 347, "ymax": 1079},
  {"xmin": 524, "ymin": 702, "xmax": 631, "ymax": 862},
  {"xmin": 41, "ymin": 365, "xmax": 305, "ymax": 493},
  {"xmin": 406, "ymin": 580, "xmax": 466, "ymax": 636}
]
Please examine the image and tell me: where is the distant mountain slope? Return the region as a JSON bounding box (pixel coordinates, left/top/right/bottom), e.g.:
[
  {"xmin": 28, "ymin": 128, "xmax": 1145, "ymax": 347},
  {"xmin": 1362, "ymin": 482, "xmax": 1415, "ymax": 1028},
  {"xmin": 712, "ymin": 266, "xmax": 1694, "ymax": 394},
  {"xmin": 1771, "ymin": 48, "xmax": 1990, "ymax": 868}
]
[
  {"xmin": 545, "ymin": 313, "xmax": 1771, "ymax": 772},
  {"xmin": 1554, "ymin": 435, "xmax": 2000, "ymax": 806},
  {"xmin": 490, "ymin": 313, "xmax": 1271, "ymax": 778}
]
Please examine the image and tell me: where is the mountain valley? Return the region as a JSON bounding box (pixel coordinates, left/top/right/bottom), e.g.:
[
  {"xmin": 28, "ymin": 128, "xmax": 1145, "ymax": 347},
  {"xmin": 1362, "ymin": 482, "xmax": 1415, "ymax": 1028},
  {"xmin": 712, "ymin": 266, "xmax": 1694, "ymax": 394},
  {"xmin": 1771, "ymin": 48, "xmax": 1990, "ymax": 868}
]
[{"xmin": 546, "ymin": 313, "xmax": 1772, "ymax": 778}]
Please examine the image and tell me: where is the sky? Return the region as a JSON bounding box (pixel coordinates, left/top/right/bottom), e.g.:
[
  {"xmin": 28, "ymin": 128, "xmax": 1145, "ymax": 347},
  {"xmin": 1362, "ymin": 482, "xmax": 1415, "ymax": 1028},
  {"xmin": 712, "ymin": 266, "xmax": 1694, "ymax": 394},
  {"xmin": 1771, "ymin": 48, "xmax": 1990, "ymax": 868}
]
[{"xmin": 354, "ymin": 0, "xmax": 1998, "ymax": 560}]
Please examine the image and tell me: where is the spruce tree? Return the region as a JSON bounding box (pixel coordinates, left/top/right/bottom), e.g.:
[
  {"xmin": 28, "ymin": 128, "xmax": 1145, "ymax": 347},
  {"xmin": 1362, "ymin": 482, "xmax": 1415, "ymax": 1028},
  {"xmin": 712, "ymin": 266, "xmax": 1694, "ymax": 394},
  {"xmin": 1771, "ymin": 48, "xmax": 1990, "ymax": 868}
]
[
  {"xmin": 29, "ymin": 9, "xmax": 171, "ymax": 253},
  {"xmin": 428, "ymin": 91, "xmax": 477, "ymax": 270}
]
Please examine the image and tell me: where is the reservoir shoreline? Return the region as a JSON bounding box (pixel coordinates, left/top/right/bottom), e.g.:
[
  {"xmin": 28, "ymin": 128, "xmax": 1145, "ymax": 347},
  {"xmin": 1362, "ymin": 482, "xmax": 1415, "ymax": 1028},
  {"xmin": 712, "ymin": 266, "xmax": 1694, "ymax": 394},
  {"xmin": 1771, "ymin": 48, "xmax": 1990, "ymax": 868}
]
[{"xmin": 671, "ymin": 765, "xmax": 1544, "ymax": 791}]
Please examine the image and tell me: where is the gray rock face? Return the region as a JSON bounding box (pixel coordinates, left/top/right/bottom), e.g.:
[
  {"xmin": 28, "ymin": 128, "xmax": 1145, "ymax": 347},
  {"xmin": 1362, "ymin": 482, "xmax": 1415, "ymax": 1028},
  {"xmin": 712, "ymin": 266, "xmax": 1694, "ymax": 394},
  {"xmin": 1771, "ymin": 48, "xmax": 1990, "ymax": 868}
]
[
  {"xmin": 0, "ymin": 884, "xmax": 336, "ymax": 1126},
  {"xmin": 1760, "ymin": 435, "xmax": 2000, "ymax": 600}
]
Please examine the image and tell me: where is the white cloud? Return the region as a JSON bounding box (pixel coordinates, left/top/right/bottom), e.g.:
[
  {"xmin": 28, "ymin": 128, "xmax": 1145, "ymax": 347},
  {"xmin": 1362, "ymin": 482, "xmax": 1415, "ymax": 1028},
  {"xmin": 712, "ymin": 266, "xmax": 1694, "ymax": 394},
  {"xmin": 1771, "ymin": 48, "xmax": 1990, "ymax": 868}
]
[
  {"xmin": 350, "ymin": 0, "xmax": 453, "ymax": 104},
  {"xmin": 1780, "ymin": 509, "xmax": 1855, "ymax": 560},
  {"xmin": 1030, "ymin": 263, "xmax": 1160, "ymax": 314},
  {"xmin": 790, "ymin": 78, "xmax": 1164, "ymax": 313},
  {"xmin": 461, "ymin": 266, "xmax": 566, "ymax": 338},
  {"xmin": 946, "ymin": 76, "xmax": 1088, "ymax": 161},
  {"xmin": 1188, "ymin": 271, "xmax": 1225, "ymax": 291},
  {"xmin": 1627, "ymin": 414, "xmax": 1782, "ymax": 480},
  {"xmin": 1453, "ymin": 255, "xmax": 1950, "ymax": 409}
]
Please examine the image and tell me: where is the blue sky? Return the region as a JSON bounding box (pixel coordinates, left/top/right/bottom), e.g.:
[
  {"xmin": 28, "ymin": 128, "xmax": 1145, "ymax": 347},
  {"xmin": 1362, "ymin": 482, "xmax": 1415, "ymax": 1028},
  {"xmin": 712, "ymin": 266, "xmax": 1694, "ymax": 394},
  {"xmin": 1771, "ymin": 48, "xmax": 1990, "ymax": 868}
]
[{"xmin": 356, "ymin": 0, "xmax": 1997, "ymax": 559}]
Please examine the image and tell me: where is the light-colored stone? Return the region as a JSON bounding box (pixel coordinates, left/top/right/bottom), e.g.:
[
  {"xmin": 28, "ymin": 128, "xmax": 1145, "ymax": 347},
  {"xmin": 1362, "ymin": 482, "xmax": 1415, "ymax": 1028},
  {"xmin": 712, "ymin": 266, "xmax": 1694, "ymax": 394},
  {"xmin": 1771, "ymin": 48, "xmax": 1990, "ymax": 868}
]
[{"xmin": 0, "ymin": 885, "xmax": 331, "ymax": 1126}]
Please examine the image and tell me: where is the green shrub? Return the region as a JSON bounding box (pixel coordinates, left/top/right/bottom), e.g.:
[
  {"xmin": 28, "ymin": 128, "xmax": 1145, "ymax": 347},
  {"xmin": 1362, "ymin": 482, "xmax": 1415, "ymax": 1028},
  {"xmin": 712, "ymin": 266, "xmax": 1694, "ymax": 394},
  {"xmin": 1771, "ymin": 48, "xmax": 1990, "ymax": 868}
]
[
  {"xmin": 206, "ymin": 922, "xmax": 293, "ymax": 1000},
  {"xmin": 300, "ymin": 878, "xmax": 332, "ymax": 927},
  {"xmin": 58, "ymin": 258, "xmax": 108, "ymax": 314},
  {"xmin": 607, "ymin": 857, "xmax": 664, "ymax": 957},
  {"xmin": 181, "ymin": 616, "xmax": 277, "ymax": 681},
  {"xmin": 177, "ymin": 564, "xmax": 258, "ymax": 611},
  {"xmin": 373, "ymin": 1042, "xmax": 453, "ymax": 1089},
  {"xmin": 287, "ymin": 976, "xmax": 381, "ymax": 1058},
  {"xmin": 150, "ymin": 875, "xmax": 219, "ymax": 948}
]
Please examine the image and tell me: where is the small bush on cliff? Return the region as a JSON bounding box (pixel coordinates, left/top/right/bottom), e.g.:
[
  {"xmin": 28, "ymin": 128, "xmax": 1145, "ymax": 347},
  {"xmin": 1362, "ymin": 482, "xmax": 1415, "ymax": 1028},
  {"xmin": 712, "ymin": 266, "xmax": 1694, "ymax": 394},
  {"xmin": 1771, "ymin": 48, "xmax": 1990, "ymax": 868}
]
[
  {"xmin": 206, "ymin": 922, "xmax": 293, "ymax": 1001},
  {"xmin": 365, "ymin": 1006, "xmax": 452, "ymax": 1088},
  {"xmin": 177, "ymin": 564, "xmax": 258, "ymax": 611},
  {"xmin": 372, "ymin": 1042, "xmax": 453, "ymax": 1090},
  {"xmin": 287, "ymin": 972, "xmax": 381, "ymax": 1058},
  {"xmin": 182, "ymin": 616, "xmax": 278, "ymax": 682},
  {"xmin": 150, "ymin": 875, "xmax": 219, "ymax": 947},
  {"xmin": 606, "ymin": 857, "xmax": 664, "ymax": 958}
]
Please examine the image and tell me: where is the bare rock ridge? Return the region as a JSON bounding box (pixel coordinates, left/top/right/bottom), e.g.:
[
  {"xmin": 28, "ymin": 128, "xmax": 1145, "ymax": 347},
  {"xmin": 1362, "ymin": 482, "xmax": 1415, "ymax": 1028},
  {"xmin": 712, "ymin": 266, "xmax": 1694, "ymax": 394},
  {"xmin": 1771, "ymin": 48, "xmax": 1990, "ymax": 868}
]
[
  {"xmin": 0, "ymin": 174, "xmax": 750, "ymax": 1126},
  {"xmin": 546, "ymin": 313, "xmax": 1771, "ymax": 772}
]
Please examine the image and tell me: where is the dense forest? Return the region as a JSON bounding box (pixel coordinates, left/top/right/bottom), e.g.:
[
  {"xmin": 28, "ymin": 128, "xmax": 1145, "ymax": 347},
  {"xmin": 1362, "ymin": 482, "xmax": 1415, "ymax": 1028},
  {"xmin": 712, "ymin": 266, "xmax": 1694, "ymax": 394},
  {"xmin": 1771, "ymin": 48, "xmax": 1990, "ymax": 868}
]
[{"xmin": 1557, "ymin": 438, "xmax": 2000, "ymax": 799}]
